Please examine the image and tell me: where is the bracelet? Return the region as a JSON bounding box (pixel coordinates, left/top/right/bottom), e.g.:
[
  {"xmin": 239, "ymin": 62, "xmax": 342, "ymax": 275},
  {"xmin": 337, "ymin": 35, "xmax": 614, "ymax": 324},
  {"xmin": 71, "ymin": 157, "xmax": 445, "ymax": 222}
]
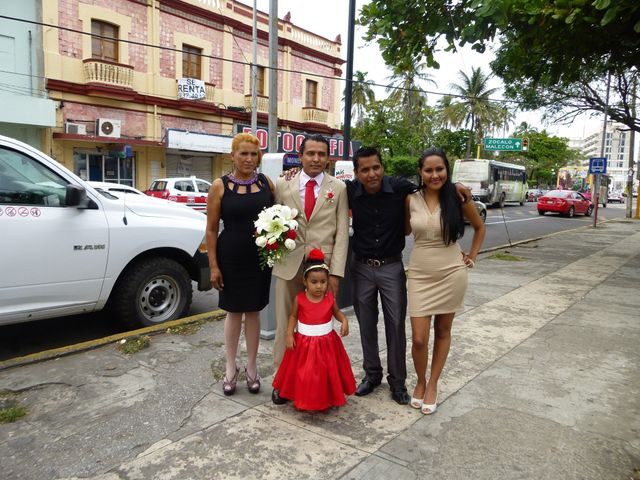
[{"xmin": 466, "ymin": 258, "xmax": 475, "ymax": 268}]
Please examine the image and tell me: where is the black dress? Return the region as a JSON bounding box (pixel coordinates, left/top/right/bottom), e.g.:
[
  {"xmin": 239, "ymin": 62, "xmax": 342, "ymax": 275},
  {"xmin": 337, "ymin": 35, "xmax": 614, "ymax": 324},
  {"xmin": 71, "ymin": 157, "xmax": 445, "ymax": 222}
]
[{"xmin": 217, "ymin": 173, "xmax": 273, "ymax": 312}]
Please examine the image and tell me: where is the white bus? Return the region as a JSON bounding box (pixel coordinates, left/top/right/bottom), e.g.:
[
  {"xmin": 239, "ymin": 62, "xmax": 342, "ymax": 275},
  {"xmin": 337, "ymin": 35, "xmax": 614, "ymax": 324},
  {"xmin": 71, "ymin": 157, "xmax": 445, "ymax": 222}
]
[{"xmin": 452, "ymin": 159, "xmax": 527, "ymax": 207}]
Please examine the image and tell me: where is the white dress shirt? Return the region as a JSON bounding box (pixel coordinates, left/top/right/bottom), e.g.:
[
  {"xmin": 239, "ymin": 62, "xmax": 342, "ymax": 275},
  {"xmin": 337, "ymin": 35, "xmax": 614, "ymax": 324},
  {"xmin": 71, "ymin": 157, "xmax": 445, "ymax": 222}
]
[{"xmin": 299, "ymin": 170, "xmax": 324, "ymax": 205}]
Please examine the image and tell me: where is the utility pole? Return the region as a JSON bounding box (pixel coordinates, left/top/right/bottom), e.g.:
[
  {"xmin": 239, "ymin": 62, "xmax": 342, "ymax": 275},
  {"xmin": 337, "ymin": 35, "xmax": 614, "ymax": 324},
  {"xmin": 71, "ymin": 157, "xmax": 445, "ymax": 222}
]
[
  {"xmin": 267, "ymin": 0, "xmax": 278, "ymax": 153},
  {"xmin": 250, "ymin": 0, "xmax": 258, "ymax": 135},
  {"xmin": 626, "ymin": 75, "xmax": 636, "ymax": 218},
  {"xmin": 342, "ymin": 0, "xmax": 356, "ymax": 160},
  {"xmin": 593, "ymin": 71, "xmax": 611, "ymax": 228}
]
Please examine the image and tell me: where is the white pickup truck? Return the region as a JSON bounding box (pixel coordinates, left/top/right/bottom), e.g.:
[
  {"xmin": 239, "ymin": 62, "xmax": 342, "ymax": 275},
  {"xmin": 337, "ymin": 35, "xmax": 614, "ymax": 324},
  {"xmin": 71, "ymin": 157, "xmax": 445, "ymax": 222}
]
[{"xmin": 0, "ymin": 135, "xmax": 211, "ymax": 328}]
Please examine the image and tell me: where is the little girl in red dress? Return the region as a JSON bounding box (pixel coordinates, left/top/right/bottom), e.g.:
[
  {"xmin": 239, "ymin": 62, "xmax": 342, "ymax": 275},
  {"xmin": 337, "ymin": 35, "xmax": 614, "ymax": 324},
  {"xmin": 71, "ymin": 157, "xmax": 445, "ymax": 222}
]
[{"xmin": 272, "ymin": 249, "xmax": 356, "ymax": 410}]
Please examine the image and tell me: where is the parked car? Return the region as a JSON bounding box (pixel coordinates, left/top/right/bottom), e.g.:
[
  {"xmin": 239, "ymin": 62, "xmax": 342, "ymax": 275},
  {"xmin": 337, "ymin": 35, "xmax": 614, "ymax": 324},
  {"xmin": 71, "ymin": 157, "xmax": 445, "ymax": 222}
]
[
  {"xmin": 0, "ymin": 135, "xmax": 211, "ymax": 328},
  {"xmin": 145, "ymin": 176, "xmax": 211, "ymax": 212},
  {"xmin": 537, "ymin": 190, "xmax": 593, "ymax": 217},
  {"xmin": 470, "ymin": 195, "xmax": 487, "ymax": 223},
  {"xmin": 525, "ymin": 188, "xmax": 544, "ymax": 202},
  {"xmin": 87, "ymin": 181, "xmax": 144, "ymax": 195},
  {"xmin": 608, "ymin": 190, "xmax": 624, "ymax": 203}
]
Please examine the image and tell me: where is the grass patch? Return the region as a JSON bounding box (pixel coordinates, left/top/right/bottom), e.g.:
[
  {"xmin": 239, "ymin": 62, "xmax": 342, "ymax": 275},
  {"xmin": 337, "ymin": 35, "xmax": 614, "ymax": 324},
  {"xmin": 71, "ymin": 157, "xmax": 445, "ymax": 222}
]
[
  {"xmin": 488, "ymin": 252, "xmax": 524, "ymax": 262},
  {"xmin": 166, "ymin": 320, "xmax": 204, "ymax": 336},
  {"xmin": 0, "ymin": 405, "xmax": 26, "ymax": 423},
  {"xmin": 116, "ymin": 335, "xmax": 150, "ymax": 355},
  {"xmin": 210, "ymin": 363, "xmax": 225, "ymax": 382}
]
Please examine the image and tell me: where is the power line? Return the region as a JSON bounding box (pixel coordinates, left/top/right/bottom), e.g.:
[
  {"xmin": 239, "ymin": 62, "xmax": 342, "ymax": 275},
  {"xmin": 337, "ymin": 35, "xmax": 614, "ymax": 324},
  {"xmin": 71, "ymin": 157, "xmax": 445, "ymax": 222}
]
[{"xmin": 0, "ymin": 13, "xmax": 524, "ymax": 106}]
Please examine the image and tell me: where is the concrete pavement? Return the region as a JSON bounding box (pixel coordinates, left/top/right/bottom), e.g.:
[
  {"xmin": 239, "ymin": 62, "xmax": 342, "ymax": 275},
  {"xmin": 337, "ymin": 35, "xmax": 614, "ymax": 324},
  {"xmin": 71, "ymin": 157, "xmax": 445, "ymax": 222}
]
[{"xmin": 1, "ymin": 220, "xmax": 639, "ymax": 479}]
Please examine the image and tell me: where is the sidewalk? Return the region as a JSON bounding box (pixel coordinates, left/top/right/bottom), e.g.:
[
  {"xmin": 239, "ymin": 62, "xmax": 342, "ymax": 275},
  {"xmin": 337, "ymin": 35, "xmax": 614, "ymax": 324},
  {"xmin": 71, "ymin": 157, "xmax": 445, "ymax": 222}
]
[{"xmin": 1, "ymin": 220, "xmax": 639, "ymax": 480}]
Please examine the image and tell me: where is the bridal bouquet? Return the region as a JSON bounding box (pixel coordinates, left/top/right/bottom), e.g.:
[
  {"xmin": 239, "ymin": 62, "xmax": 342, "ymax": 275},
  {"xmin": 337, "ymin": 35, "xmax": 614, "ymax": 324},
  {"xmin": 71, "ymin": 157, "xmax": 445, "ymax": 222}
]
[{"xmin": 254, "ymin": 204, "xmax": 299, "ymax": 268}]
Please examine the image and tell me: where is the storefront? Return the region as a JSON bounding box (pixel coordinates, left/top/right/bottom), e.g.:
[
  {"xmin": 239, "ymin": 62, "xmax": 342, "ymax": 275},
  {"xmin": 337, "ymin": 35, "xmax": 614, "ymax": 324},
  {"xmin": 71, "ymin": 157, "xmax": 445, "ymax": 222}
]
[
  {"xmin": 73, "ymin": 146, "xmax": 135, "ymax": 186},
  {"xmin": 165, "ymin": 129, "xmax": 233, "ymax": 182},
  {"xmin": 50, "ymin": 133, "xmax": 165, "ymax": 190}
]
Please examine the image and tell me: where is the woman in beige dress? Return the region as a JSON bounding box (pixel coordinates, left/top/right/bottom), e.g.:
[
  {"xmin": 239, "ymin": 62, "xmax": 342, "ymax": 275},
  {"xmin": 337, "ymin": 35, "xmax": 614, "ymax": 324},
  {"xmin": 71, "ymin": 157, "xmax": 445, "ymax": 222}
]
[{"xmin": 405, "ymin": 147, "xmax": 485, "ymax": 414}]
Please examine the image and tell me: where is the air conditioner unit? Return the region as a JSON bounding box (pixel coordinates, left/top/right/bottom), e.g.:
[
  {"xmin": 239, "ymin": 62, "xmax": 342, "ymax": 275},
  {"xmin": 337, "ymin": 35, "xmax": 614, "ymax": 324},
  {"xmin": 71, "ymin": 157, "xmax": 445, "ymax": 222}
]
[
  {"xmin": 65, "ymin": 122, "xmax": 87, "ymax": 135},
  {"xmin": 96, "ymin": 118, "xmax": 121, "ymax": 138}
]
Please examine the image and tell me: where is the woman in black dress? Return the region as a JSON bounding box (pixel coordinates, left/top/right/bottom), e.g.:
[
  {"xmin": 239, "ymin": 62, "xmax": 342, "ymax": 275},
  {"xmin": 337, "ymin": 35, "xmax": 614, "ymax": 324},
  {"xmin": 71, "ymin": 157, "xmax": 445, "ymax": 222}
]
[{"xmin": 206, "ymin": 133, "xmax": 274, "ymax": 396}]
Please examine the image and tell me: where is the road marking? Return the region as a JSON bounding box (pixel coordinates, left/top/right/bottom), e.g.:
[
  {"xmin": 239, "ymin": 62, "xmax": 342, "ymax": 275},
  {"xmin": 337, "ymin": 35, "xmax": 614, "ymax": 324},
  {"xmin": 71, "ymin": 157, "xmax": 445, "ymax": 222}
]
[{"xmin": 486, "ymin": 217, "xmax": 545, "ymax": 225}]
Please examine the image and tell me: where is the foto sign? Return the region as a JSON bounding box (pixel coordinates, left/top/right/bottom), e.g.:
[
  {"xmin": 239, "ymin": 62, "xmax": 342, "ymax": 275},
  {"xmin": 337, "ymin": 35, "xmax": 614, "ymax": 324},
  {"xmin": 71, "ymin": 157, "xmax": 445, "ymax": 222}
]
[
  {"xmin": 177, "ymin": 78, "xmax": 206, "ymax": 100},
  {"xmin": 588, "ymin": 157, "xmax": 607, "ymax": 174},
  {"xmin": 483, "ymin": 137, "xmax": 523, "ymax": 151}
]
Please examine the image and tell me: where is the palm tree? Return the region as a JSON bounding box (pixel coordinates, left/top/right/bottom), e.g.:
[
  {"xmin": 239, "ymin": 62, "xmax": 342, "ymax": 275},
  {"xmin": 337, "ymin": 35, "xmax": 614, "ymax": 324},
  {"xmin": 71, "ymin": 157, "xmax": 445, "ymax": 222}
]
[
  {"xmin": 386, "ymin": 62, "xmax": 437, "ymax": 118},
  {"xmin": 347, "ymin": 71, "xmax": 376, "ymax": 127},
  {"xmin": 446, "ymin": 67, "xmax": 509, "ymax": 157}
]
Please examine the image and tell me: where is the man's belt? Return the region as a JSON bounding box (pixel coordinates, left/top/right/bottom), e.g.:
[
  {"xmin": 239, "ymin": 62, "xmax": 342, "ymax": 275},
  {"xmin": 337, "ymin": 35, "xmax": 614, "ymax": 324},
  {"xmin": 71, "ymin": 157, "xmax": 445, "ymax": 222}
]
[{"xmin": 354, "ymin": 254, "xmax": 402, "ymax": 268}]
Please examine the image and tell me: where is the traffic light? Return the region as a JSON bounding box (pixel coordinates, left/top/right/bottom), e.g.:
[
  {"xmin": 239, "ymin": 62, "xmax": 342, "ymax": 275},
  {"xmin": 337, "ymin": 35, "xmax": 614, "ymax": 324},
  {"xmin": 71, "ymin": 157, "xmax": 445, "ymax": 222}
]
[{"xmin": 522, "ymin": 137, "xmax": 529, "ymax": 151}]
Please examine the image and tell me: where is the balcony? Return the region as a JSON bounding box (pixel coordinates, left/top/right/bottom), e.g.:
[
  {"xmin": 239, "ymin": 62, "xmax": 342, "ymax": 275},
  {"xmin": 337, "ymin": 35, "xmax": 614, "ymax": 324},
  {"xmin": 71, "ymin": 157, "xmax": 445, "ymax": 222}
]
[
  {"xmin": 83, "ymin": 59, "xmax": 133, "ymax": 89},
  {"xmin": 244, "ymin": 94, "xmax": 269, "ymax": 113},
  {"xmin": 302, "ymin": 106, "xmax": 328, "ymax": 124}
]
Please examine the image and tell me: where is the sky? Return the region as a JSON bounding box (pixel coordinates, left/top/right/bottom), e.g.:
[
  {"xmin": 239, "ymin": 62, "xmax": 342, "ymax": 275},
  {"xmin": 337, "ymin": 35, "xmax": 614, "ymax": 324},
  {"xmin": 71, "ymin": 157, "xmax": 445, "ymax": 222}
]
[{"xmin": 240, "ymin": 0, "xmax": 602, "ymax": 140}]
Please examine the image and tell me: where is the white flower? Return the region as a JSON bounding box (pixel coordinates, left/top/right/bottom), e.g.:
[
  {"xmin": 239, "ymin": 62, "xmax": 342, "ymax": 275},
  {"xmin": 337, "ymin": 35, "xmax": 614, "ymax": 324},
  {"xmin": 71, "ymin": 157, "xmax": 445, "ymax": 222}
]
[
  {"xmin": 255, "ymin": 236, "xmax": 267, "ymax": 247},
  {"xmin": 290, "ymin": 208, "xmax": 298, "ymax": 218},
  {"xmin": 288, "ymin": 219, "xmax": 298, "ymax": 230},
  {"xmin": 267, "ymin": 236, "xmax": 278, "ymax": 245},
  {"xmin": 284, "ymin": 238, "xmax": 296, "ymax": 250}
]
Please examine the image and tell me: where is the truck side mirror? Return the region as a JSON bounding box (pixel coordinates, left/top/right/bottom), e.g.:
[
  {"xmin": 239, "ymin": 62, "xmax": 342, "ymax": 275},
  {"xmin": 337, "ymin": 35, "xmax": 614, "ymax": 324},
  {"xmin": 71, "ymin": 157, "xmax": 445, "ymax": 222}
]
[{"xmin": 65, "ymin": 184, "xmax": 88, "ymax": 207}]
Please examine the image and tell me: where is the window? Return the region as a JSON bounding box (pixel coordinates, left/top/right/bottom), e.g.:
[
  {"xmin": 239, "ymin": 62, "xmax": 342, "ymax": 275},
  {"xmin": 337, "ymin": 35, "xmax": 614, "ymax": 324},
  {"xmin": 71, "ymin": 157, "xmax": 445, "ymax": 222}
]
[
  {"xmin": 196, "ymin": 181, "xmax": 210, "ymax": 193},
  {"xmin": 182, "ymin": 44, "xmax": 202, "ymax": 79},
  {"xmin": 74, "ymin": 151, "xmax": 135, "ymax": 186},
  {"xmin": 0, "ymin": 147, "xmax": 68, "ymax": 206},
  {"xmin": 91, "ymin": 20, "xmax": 119, "ymax": 62},
  {"xmin": 256, "ymin": 66, "xmax": 265, "ymax": 96},
  {"xmin": 305, "ymin": 79, "xmax": 318, "ymax": 107}
]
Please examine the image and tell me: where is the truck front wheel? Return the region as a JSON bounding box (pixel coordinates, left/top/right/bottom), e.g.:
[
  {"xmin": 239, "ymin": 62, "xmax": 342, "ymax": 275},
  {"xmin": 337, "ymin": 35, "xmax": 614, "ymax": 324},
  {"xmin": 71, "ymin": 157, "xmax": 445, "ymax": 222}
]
[{"xmin": 111, "ymin": 257, "xmax": 192, "ymax": 328}]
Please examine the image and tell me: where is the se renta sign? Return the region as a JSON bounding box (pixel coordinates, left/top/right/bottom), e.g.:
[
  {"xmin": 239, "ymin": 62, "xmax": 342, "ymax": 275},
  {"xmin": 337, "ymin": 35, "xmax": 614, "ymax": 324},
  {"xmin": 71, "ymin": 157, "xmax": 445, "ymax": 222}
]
[
  {"xmin": 483, "ymin": 137, "xmax": 523, "ymax": 151},
  {"xmin": 588, "ymin": 157, "xmax": 607, "ymax": 174},
  {"xmin": 177, "ymin": 78, "xmax": 206, "ymax": 100}
]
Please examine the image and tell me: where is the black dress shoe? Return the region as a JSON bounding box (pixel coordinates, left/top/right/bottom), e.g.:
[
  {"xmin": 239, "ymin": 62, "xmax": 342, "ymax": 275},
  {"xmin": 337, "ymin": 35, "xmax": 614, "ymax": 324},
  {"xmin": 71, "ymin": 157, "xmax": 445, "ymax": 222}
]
[
  {"xmin": 355, "ymin": 378, "xmax": 381, "ymax": 396},
  {"xmin": 391, "ymin": 388, "xmax": 411, "ymax": 405},
  {"xmin": 271, "ymin": 388, "xmax": 288, "ymax": 405}
]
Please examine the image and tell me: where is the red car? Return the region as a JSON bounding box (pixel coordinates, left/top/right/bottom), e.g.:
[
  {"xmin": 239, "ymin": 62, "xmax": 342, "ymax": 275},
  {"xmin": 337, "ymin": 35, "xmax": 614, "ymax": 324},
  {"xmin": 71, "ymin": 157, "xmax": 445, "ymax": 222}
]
[{"xmin": 537, "ymin": 190, "xmax": 594, "ymax": 217}]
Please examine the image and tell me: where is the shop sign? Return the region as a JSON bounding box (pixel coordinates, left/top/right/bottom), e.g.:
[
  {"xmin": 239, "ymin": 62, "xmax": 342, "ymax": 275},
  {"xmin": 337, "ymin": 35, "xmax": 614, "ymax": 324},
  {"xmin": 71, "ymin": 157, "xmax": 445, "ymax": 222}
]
[
  {"xmin": 166, "ymin": 129, "xmax": 232, "ymax": 153},
  {"xmin": 236, "ymin": 125, "xmax": 361, "ymax": 159}
]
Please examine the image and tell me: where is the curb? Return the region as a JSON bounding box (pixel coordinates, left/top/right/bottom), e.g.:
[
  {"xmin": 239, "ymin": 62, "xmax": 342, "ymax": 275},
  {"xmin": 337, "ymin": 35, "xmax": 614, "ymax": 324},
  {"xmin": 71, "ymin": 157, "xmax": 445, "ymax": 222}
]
[{"xmin": 0, "ymin": 309, "xmax": 227, "ymax": 371}]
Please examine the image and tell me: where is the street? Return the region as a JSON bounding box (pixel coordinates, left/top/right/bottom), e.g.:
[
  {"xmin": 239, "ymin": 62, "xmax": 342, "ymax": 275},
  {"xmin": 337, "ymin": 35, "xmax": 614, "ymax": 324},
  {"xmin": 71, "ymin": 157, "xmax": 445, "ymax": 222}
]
[{"xmin": 0, "ymin": 202, "xmax": 630, "ymax": 361}]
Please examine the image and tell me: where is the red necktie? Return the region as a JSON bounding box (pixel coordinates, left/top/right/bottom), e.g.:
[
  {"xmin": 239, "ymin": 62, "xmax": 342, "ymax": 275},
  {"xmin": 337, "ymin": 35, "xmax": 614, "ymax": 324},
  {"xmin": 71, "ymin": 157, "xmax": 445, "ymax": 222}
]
[{"xmin": 305, "ymin": 179, "xmax": 316, "ymax": 220}]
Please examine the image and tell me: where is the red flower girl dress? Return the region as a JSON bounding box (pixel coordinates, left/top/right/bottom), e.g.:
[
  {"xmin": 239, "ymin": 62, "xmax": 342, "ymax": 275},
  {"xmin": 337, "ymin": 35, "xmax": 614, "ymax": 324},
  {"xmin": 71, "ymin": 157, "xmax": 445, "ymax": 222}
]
[{"xmin": 272, "ymin": 290, "xmax": 356, "ymax": 410}]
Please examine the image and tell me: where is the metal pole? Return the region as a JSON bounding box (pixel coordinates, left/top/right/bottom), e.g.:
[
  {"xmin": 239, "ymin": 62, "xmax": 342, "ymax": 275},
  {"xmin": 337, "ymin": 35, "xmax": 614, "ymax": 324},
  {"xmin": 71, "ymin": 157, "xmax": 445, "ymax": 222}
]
[
  {"xmin": 626, "ymin": 75, "xmax": 636, "ymax": 218},
  {"xmin": 342, "ymin": 0, "xmax": 356, "ymax": 160},
  {"xmin": 593, "ymin": 71, "xmax": 611, "ymax": 228},
  {"xmin": 267, "ymin": 0, "xmax": 278, "ymax": 154},
  {"xmin": 250, "ymin": 0, "xmax": 258, "ymax": 135},
  {"xmin": 261, "ymin": 0, "xmax": 279, "ymax": 340}
]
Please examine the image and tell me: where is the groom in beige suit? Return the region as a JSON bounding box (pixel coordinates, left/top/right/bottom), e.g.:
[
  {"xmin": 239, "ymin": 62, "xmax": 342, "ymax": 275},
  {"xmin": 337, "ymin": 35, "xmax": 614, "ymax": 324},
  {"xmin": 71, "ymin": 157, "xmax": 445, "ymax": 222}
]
[{"xmin": 271, "ymin": 134, "xmax": 349, "ymax": 404}]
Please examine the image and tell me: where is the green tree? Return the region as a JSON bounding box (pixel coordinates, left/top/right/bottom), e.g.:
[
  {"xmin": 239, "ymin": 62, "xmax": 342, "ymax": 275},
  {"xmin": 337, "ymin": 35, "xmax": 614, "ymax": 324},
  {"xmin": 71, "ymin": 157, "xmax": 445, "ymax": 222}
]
[
  {"xmin": 444, "ymin": 68, "xmax": 512, "ymax": 157},
  {"xmin": 432, "ymin": 129, "xmax": 471, "ymax": 160},
  {"xmin": 359, "ymin": 0, "xmax": 640, "ymax": 132},
  {"xmin": 346, "ymin": 71, "xmax": 376, "ymax": 127},
  {"xmin": 386, "ymin": 62, "xmax": 436, "ymax": 118},
  {"xmin": 351, "ymin": 98, "xmax": 437, "ymax": 159}
]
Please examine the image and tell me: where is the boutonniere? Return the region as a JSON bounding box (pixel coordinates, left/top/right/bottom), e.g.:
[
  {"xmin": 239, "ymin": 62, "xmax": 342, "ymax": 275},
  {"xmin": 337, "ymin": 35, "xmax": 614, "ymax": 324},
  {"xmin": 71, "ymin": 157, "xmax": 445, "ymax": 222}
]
[{"xmin": 324, "ymin": 189, "xmax": 335, "ymax": 203}]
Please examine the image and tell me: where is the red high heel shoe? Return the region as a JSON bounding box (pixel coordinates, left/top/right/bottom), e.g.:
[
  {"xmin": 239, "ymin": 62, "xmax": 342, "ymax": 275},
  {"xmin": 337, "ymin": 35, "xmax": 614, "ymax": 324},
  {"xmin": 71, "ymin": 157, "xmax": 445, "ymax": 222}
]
[
  {"xmin": 222, "ymin": 366, "xmax": 239, "ymax": 396},
  {"xmin": 245, "ymin": 367, "xmax": 261, "ymax": 394}
]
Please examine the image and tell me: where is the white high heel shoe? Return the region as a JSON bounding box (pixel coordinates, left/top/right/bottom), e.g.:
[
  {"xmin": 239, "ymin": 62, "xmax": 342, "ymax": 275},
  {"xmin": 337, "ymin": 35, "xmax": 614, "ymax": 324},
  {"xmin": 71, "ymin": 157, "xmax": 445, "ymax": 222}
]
[
  {"xmin": 410, "ymin": 396, "xmax": 423, "ymax": 409},
  {"xmin": 421, "ymin": 396, "xmax": 438, "ymax": 415}
]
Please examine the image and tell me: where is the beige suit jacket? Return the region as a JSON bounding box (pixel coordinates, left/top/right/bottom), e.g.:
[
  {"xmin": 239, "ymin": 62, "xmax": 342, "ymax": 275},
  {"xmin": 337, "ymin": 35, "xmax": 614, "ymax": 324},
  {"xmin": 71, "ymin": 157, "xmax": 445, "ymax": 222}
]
[{"xmin": 272, "ymin": 172, "xmax": 349, "ymax": 280}]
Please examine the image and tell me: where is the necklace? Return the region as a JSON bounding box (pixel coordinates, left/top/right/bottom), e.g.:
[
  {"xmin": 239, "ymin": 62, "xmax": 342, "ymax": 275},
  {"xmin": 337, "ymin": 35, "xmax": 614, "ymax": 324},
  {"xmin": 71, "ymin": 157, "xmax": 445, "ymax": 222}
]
[{"xmin": 228, "ymin": 172, "xmax": 258, "ymax": 185}]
